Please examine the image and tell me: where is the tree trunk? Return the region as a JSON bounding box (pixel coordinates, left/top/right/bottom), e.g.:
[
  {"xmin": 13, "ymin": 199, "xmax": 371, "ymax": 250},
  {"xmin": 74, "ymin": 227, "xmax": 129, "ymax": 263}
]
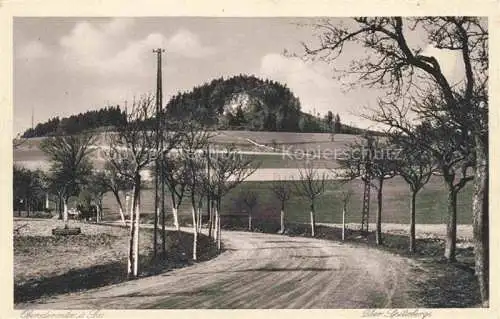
[
  {"xmin": 95, "ymin": 204, "xmax": 101, "ymax": 223},
  {"xmin": 100, "ymin": 201, "xmax": 104, "ymax": 222},
  {"xmin": 113, "ymin": 191, "xmax": 126, "ymax": 225},
  {"xmin": 248, "ymin": 211, "xmax": 252, "ymax": 231},
  {"xmin": 342, "ymin": 203, "xmax": 346, "ymax": 241},
  {"xmin": 127, "ymin": 187, "xmax": 135, "ymax": 278},
  {"xmin": 129, "ymin": 192, "xmax": 134, "ymax": 221},
  {"xmin": 217, "ymin": 212, "xmax": 221, "ymax": 251},
  {"xmin": 216, "ymin": 201, "xmax": 222, "ymax": 251},
  {"xmin": 45, "ymin": 193, "xmax": 49, "ymax": 210},
  {"xmin": 444, "ymin": 189, "xmax": 458, "ymax": 262},
  {"xmin": 472, "ymin": 137, "xmax": 489, "ymax": 305},
  {"xmin": 192, "ymin": 205, "xmax": 198, "ymax": 261},
  {"xmin": 118, "ymin": 207, "xmax": 126, "ymax": 226},
  {"xmin": 127, "ymin": 179, "xmax": 141, "ymax": 279},
  {"xmin": 376, "ymin": 179, "xmax": 383, "ymax": 245},
  {"xmin": 63, "ymin": 198, "xmax": 69, "ymax": 228},
  {"xmin": 213, "ymin": 200, "xmax": 217, "ymax": 236},
  {"xmin": 409, "ymin": 191, "xmax": 417, "ymax": 253},
  {"xmin": 214, "ymin": 210, "xmax": 218, "ymax": 242},
  {"xmin": 25, "ymin": 198, "xmax": 29, "ymax": 217},
  {"xmin": 280, "ymin": 202, "xmax": 285, "ymax": 234},
  {"xmin": 161, "ymin": 183, "xmax": 166, "ymax": 257},
  {"xmin": 133, "ymin": 185, "xmax": 141, "ymax": 277},
  {"xmin": 172, "ymin": 206, "xmax": 180, "ymax": 231},
  {"xmin": 153, "ymin": 205, "xmax": 158, "ymax": 258},
  {"xmin": 127, "ymin": 205, "xmax": 135, "ymax": 279},
  {"xmin": 207, "ymin": 195, "xmax": 212, "ymax": 238},
  {"xmin": 58, "ymin": 196, "xmax": 63, "ymax": 220},
  {"xmin": 208, "ymin": 205, "xmax": 213, "ymax": 239},
  {"xmin": 310, "ymin": 202, "xmax": 316, "ymax": 237},
  {"xmin": 197, "ymin": 206, "xmax": 202, "ymax": 233}
]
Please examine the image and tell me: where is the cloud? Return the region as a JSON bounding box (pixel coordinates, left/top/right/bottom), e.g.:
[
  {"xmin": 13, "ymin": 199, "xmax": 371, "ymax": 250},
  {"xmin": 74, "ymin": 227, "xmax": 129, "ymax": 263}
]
[
  {"xmin": 59, "ymin": 20, "xmax": 214, "ymax": 77},
  {"xmin": 59, "ymin": 19, "xmax": 133, "ymax": 75},
  {"xmin": 167, "ymin": 29, "xmax": 216, "ymax": 58},
  {"xmin": 258, "ymin": 53, "xmax": 383, "ymax": 129},
  {"xmin": 18, "ymin": 41, "xmax": 50, "ymax": 60}
]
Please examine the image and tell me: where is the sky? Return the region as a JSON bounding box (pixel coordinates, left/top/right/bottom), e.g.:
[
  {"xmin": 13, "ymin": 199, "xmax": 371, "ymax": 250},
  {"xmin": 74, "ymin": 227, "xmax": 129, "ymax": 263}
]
[{"xmin": 13, "ymin": 17, "xmax": 465, "ymax": 135}]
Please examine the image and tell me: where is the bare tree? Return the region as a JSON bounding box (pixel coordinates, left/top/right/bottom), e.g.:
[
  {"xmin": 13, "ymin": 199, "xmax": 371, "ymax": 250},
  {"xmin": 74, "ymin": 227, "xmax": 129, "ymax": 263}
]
[
  {"xmin": 294, "ymin": 162, "xmax": 326, "ymax": 237},
  {"xmin": 160, "ymin": 154, "xmax": 187, "ymax": 231},
  {"xmin": 105, "ymin": 94, "xmax": 157, "ymax": 279},
  {"xmin": 371, "ymin": 94, "xmax": 474, "ymax": 259},
  {"xmin": 178, "ymin": 121, "xmax": 212, "ymax": 261},
  {"xmin": 300, "ymin": 17, "xmax": 489, "ymax": 304},
  {"xmin": 390, "ymin": 132, "xmax": 434, "ymax": 253},
  {"xmin": 157, "ymin": 122, "xmax": 183, "ymax": 255},
  {"xmin": 13, "ymin": 166, "xmax": 46, "ymax": 217},
  {"xmin": 240, "ymin": 190, "xmax": 258, "ymax": 231},
  {"xmin": 86, "ymin": 171, "xmax": 110, "ymax": 223},
  {"xmin": 340, "ymin": 188, "xmax": 353, "ymax": 241},
  {"xmin": 416, "ymin": 119, "xmax": 474, "ymax": 260},
  {"xmin": 203, "ymin": 145, "xmax": 258, "ymax": 251},
  {"xmin": 337, "ymin": 135, "xmax": 397, "ymax": 245},
  {"xmin": 101, "ymin": 161, "xmax": 133, "ymax": 226},
  {"xmin": 270, "ymin": 177, "xmax": 292, "ymax": 234},
  {"xmin": 40, "ymin": 133, "xmax": 96, "ymax": 228}
]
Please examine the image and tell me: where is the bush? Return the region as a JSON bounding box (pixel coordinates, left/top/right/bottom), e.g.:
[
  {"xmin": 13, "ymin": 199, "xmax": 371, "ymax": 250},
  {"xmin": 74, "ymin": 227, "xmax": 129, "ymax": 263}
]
[{"xmin": 76, "ymin": 204, "xmax": 96, "ymax": 221}]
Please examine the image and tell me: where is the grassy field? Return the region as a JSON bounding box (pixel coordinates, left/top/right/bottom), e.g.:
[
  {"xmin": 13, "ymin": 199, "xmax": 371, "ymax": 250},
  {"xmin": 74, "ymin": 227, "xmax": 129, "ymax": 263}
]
[
  {"xmin": 88, "ymin": 175, "xmax": 474, "ymax": 229},
  {"xmin": 14, "ymin": 131, "xmax": 474, "ymax": 226},
  {"xmin": 222, "ymin": 176, "xmax": 473, "ymax": 224},
  {"xmin": 242, "ymin": 153, "xmax": 339, "ymax": 169},
  {"xmin": 13, "ymin": 218, "xmax": 217, "ymax": 303}
]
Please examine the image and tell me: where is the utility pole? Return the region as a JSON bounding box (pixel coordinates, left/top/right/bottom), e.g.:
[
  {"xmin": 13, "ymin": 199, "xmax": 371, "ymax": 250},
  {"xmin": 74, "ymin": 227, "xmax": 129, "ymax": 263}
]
[
  {"xmin": 153, "ymin": 48, "xmax": 167, "ymax": 256},
  {"xmin": 152, "ymin": 48, "xmax": 164, "ymax": 257},
  {"xmin": 360, "ymin": 135, "xmax": 374, "ymax": 234}
]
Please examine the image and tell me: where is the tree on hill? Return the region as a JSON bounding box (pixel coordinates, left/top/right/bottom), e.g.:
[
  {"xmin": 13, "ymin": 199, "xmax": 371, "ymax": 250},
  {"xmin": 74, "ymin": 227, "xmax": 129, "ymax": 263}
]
[
  {"xmin": 325, "ymin": 111, "xmax": 334, "ymax": 132},
  {"xmin": 334, "ymin": 114, "xmax": 341, "ymax": 133},
  {"xmin": 164, "ymin": 74, "xmax": 302, "ymax": 132},
  {"xmin": 22, "ymin": 106, "xmax": 126, "ymax": 138}
]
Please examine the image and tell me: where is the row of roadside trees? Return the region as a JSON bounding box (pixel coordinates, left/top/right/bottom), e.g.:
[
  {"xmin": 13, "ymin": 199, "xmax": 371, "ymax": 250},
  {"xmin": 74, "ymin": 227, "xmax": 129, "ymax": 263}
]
[
  {"xmin": 17, "ymin": 94, "xmax": 259, "ymax": 280},
  {"xmin": 299, "ymin": 17, "xmax": 488, "ymax": 305}
]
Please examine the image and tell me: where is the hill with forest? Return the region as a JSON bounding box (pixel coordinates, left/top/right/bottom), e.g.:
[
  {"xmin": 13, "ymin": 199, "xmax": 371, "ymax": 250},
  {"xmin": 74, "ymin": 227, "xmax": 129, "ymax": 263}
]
[{"xmin": 21, "ymin": 75, "xmax": 379, "ymax": 138}]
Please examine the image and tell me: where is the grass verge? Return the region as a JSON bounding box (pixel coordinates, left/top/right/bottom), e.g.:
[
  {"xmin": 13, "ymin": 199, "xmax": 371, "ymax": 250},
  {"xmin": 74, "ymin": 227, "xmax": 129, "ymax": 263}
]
[{"xmin": 14, "ymin": 220, "xmax": 218, "ymax": 304}]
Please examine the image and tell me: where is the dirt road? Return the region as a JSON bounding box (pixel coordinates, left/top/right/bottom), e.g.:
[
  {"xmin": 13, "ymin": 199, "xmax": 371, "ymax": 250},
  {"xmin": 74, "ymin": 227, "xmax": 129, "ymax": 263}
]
[{"xmin": 19, "ymin": 230, "xmax": 417, "ymax": 309}]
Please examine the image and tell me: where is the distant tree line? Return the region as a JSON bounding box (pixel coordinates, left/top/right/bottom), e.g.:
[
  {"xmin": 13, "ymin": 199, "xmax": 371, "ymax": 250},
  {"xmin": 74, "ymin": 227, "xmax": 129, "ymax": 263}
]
[
  {"xmin": 21, "ymin": 75, "xmax": 378, "ymax": 138},
  {"xmin": 21, "ymin": 106, "xmax": 126, "ymax": 138}
]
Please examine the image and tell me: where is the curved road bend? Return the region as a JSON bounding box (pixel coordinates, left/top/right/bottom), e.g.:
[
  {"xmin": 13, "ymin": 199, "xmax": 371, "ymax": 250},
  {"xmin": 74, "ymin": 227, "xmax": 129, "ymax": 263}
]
[{"xmin": 19, "ymin": 231, "xmax": 417, "ymax": 309}]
